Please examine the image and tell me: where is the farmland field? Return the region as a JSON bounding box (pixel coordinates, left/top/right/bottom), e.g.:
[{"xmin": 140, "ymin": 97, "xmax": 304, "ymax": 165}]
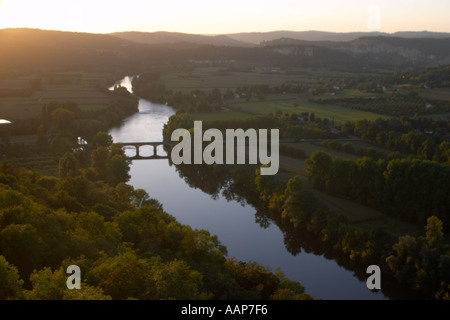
[
  {"xmin": 0, "ymin": 72, "xmax": 112, "ymax": 120},
  {"xmin": 287, "ymin": 141, "xmax": 360, "ymax": 160},
  {"xmin": 227, "ymin": 93, "xmax": 385, "ymax": 124},
  {"xmin": 0, "ymin": 96, "xmax": 43, "ymax": 119},
  {"xmin": 417, "ymin": 88, "xmax": 450, "ymax": 101},
  {"xmin": 161, "ymin": 67, "xmax": 388, "ymax": 91},
  {"xmin": 192, "ymin": 109, "xmax": 252, "ymax": 121}
]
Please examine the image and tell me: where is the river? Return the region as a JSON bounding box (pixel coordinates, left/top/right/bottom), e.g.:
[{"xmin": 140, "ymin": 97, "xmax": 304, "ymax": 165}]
[{"xmin": 109, "ymin": 76, "xmax": 387, "ymax": 300}]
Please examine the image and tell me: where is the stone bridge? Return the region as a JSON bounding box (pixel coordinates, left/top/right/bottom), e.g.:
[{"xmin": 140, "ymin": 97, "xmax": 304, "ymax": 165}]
[{"xmin": 118, "ymin": 141, "xmax": 175, "ymax": 160}]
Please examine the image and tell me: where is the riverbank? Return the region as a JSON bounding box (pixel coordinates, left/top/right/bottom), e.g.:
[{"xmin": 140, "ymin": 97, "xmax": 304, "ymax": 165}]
[{"xmin": 109, "ymin": 76, "xmax": 388, "ymax": 299}]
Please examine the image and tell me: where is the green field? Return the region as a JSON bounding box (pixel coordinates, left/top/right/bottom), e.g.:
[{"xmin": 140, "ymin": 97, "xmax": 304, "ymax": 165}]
[
  {"xmin": 288, "ymin": 142, "xmax": 360, "ymax": 160},
  {"xmin": 227, "ymin": 93, "xmax": 384, "ymax": 124},
  {"xmin": 162, "ymin": 71, "xmax": 311, "ymax": 89},
  {"xmin": 192, "ymin": 109, "xmax": 252, "ymax": 121},
  {"xmin": 0, "ymin": 96, "xmax": 43, "ymax": 119},
  {"xmin": 9, "ymin": 134, "xmax": 39, "ymax": 146},
  {"xmin": 161, "ymin": 66, "xmax": 389, "ymax": 90},
  {"xmin": 162, "ymin": 67, "xmax": 401, "ymax": 124}
]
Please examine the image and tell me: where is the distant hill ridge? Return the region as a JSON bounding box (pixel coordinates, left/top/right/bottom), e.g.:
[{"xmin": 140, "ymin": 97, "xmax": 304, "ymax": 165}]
[
  {"xmin": 110, "ymin": 31, "xmax": 254, "ymax": 47},
  {"xmin": 1, "ymin": 28, "xmax": 449, "ymax": 76},
  {"xmin": 111, "ymin": 30, "xmax": 450, "ymax": 46},
  {"xmin": 224, "ymin": 30, "xmax": 450, "ymax": 44}
]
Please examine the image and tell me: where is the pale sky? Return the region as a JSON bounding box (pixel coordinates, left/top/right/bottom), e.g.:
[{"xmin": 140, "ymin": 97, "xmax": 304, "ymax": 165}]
[{"xmin": 0, "ymin": 0, "xmax": 448, "ymax": 34}]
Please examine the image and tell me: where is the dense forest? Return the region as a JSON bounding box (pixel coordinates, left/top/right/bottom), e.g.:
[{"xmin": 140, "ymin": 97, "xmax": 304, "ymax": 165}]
[
  {"xmin": 0, "ymin": 131, "xmax": 313, "ymax": 300},
  {"xmin": 160, "ymin": 112, "xmax": 450, "ymax": 299},
  {"xmin": 340, "ymin": 118, "xmax": 450, "ymax": 162},
  {"xmin": 306, "ymin": 151, "xmax": 450, "ymax": 228},
  {"xmin": 171, "ymin": 159, "xmax": 450, "ymax": 300}
]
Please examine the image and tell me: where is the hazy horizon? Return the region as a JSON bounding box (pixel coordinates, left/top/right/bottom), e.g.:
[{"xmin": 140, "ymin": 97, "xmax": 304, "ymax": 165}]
[
  {"xmin": 0, "ymin": 0, "xmax": 449, "ymax": 34},
  {"xmin": 1, "ymin": 27, "xmax": 449, "ymax": 37}
]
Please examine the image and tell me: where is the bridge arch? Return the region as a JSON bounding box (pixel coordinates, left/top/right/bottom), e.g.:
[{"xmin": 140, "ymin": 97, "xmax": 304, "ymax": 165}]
[{"xmin": 118, "ymin": 141, "xmax": 174, "ymax": 160}]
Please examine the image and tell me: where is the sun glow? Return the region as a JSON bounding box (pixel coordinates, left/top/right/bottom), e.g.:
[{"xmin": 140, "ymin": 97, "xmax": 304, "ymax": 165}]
[
  {"xmin": 0, "ymin": 0, "xmax": 106, "ymax": 32},
  {"xmin": 0, "ymin": 0, "xmax": 449, "ymax": 34}
]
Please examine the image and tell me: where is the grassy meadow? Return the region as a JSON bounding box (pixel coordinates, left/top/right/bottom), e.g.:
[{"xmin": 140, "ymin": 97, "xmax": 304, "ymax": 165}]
[{"xmin": 227, "ymin": 93, "xmax": 385, "ymax": 124}]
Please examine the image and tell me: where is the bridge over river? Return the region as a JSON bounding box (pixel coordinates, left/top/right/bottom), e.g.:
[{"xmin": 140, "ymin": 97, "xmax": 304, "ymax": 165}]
[{"xmin": 119, "ymin": 141, "xmax": 175, "ymax": 160}]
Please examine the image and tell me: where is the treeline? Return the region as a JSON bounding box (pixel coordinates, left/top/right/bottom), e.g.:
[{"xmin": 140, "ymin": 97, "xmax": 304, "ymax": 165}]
[
  {"xmin": 312, "ymin": 92, "xmax": 450, "ymax": 116},
  {"xmin": 279, "ymin": 144, "xmax": 307, "ymax": 160},
  {"xmin": 222, "ymin": 83, "xmax": 312, "ymax": 98},
  {"xmin": 383, "ymin": 64, "xmax": 450, "ymax": 88},
  {"xmin": 320, "ymin": 140, "xmax": 386, "ymax": 160},
  {"xmin": 254, "ymin": 170, "xmax": 450, "ymax": 300},
  {"xmin": 306, "ymin": 151, "xmax": 450, "ymax": 229},
  {"xmin": 0, "ymin": 134, "xmax": 313, "ymax": 300},
  {"xmin": 162, "ymin": 113, "xmax": 335, "ymax": 143},
  {"xmin": 132, "ymin": 73, "xmax": 222, "ymax": 113},
  {"xmin": 341, "ymin": 118, "xmax": 450, "ymax": 163},
  {"xmin": 162, "ymin": 113, "xmax": 278, "ymax": 141}
]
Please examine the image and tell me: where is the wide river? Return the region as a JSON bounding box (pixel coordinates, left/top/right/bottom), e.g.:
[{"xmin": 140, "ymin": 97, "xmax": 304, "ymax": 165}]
[{"xmin": 109, "ymin": 76, "xmax": 387, "ymax": 300}]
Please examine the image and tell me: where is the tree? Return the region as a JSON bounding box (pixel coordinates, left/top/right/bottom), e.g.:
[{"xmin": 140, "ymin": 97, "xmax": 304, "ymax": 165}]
[
  {"xmin": 93, "ymin": 132, "xmax": 113, "ymax": 148},
  {"xmin": 108, "ymin": 154, "xmax": 130, "ymax": 185},
  {"xmin": 0, "ymin": 224, "xmax": 46, "ymax": 279},
  {"xmin": 50, "ymin": 108, "xmax": 75, "ymax": 137},
  {"xmin": 306, "ymin": 151, "xmax": 332, "ymax": 190},
  {"xmin": 147, "ymin": 259, "xmax": 209, "ymax": 300},
  {"xmin": 0, "ymin": 255, "xmax": 24, "ymax": 300},
  {"xmin": 435, "ymin": 141, "xmax": 450, "ymax": 164},
  {"xmin": 50, "ymin": 135, "xmax": 72, "ymax": 156},
  {"xmin": 25, "ymin": 267, "xmax": 67, "ymax": 300},
  {"xmin": 63, "ymin": 284, "xmax": 112, "ymax": 300},
  {"xmin": 91, "ymin": 146, "xmax": 110, "ymax": 180},
  {"xmin": 208, "ymin": 88, "xmax": 222, "ymax": 104},
  {"xmin": 58, "ymin": 152, "xmax": 79, "ymax": 178},
  {"xmin": 385, "ymin": 235, "xmax": 419, "ymax": 285},
  {"xmin": 419, "ymin": 139, "xmax": 436, "ymax": 160},
  {"xmin": 284, "ymin": 175, "xmax": 303, "ymax": 197},
  {"xmin": 425, "ymin": 216, "xmax": 444, "ymax": 250},
  {"xmin": 163, "ymin": 113, "xmax": 194, "ymax": 141},
  {"xmin": 37, "ymin": 124, "xmax": 47, "ymax": 146}
]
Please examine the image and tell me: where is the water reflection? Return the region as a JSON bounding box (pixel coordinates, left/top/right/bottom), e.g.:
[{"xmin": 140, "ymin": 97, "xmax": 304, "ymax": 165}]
[{"xmin": 108, "ymin": 77, "xmax": 391, "ymax": 300}]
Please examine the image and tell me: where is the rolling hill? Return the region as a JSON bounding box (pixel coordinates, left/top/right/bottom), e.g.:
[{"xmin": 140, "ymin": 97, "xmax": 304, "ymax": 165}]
[
  {"xmin": 110, "ymin": 31, "xmax": 253, "ymax": 47},
  {"xmin": 226, "ymin": 30, "xmax": 450, "ymax": 44},
  {"xmin": 1, "ymin": 28, "xmax": 449, "ymax": 78}
]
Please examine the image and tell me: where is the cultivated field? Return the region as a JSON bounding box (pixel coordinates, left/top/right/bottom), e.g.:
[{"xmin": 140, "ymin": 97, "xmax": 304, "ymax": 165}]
[
  {"xmin": 417, "ymin": 88, "xmax": 450, "ymax": 101},
  {"xmin": 161, "ymin": 67, "xmax": 388, "ymax": 90},
  {"xmin": 192, "ymin": 109, "xmax": 251, "ymax": 121},
  {"xmin": 227, "ymin": 93, "xmax": 384, "ymax": 124},
  {"xmin": 0, "ymin": 72, "xmax": 112, "ymax": 120}
]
